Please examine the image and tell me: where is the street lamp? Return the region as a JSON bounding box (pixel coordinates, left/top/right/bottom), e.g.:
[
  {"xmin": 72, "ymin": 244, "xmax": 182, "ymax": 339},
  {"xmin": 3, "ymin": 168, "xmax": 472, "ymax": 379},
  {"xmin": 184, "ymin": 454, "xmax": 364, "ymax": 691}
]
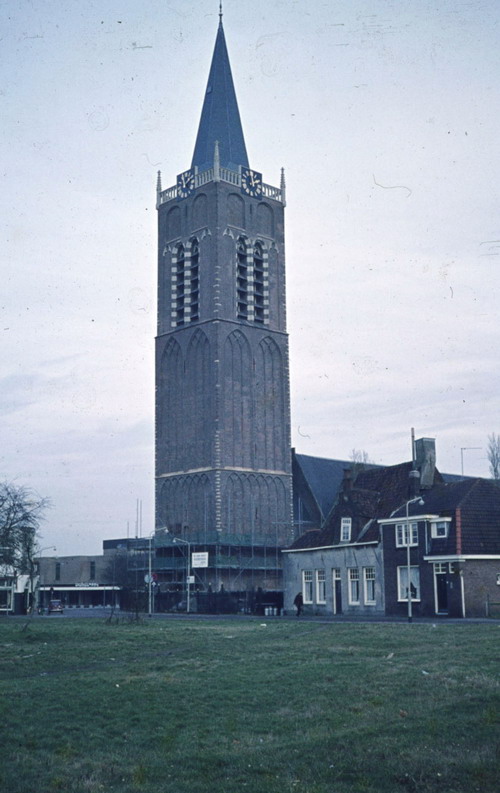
[
  {"xmin": 147, "ymin": 531, "xmax": 155, "ymax": 618},
  {"xmin": 405, "ymin": 497, "xmax": 424, "ymax": 623},
  {"xmin": 35, "ymin": 546, "xmax": 56, "ymax": 611},
  {"xmin": 173, "ymin": 537, "xmax": 191, "ymax": 613}
]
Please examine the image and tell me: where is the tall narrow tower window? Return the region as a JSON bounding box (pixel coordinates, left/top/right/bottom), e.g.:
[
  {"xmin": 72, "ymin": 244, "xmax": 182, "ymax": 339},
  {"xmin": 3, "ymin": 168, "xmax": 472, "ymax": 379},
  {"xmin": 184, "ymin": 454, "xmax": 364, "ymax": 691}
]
[
  {"xmin": 174, "ymin": 244, "xmax": 185, "ymax": 326},
  {"xmin": 236, "ymin": 237, "xmax": 248, "ymax": 320},
  {"xmin": 190, "ymin": 239, "xmax": 199, "ymax": 322},
  {"xmin": 253, "ymin": 242, "xmax": 265, "ymax": 324}
]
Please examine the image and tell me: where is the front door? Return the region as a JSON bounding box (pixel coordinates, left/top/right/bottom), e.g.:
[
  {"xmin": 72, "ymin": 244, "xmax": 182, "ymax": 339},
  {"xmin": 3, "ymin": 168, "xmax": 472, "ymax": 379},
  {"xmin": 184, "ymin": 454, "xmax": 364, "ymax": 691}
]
[
  {"xmin": 434, "ymin": 563, "xmax": 448, "ymax": 614},
  {"xmin": 333, "ymin": 569, "xmax": 342, "ymax": 615}
]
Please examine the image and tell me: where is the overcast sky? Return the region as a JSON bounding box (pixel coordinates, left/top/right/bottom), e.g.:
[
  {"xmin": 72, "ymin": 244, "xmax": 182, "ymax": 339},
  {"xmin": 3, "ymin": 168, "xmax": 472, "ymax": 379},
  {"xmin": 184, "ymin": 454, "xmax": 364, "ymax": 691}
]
[{"xmin": 2, "ymin": 0, "xmax": 499, "ymax": 555}]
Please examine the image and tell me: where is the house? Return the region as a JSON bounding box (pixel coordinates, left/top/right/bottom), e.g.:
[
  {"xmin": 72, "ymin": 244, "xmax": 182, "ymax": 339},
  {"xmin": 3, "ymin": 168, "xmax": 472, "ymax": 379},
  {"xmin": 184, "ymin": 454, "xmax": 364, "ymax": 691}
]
[
  {"xmin": 284, "ymin": 471, "xmax": 384, "ymax": 616},
  {"xmin": 283, "ymin": 438, "xmax": 500, "ymax": 618},
  {"xmin": 0, "ymin": 565, "xmax": 38, "ymax": 615},
  {"xmin": 0, "ymin": 565, "xmax": 16, "ymax": 614},
  {"xmin": 381, "ymin": 476, "xmax": 500, "ymax": 618}
]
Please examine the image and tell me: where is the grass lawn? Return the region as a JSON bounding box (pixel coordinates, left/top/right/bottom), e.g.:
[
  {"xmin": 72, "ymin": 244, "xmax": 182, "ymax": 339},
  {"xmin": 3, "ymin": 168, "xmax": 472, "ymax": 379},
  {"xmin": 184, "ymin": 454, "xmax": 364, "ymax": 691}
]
[{"xmin": 0, "ymin": 616, "xmax": 499, "ymax": 793}]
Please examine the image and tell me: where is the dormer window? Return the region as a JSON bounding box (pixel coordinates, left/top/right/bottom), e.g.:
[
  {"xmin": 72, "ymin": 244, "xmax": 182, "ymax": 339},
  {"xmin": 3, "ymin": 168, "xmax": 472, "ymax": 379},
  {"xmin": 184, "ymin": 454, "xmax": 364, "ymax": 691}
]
[
  {"xmin": 341, "ymin": 517, "xmax": 352, "ymax": 542},
  {"xmin": 396, "ymin": 523, "xmax": 418, "ymax": 547},
  {"xmin": 431, "ymin": 520, "xmax": 449, "ymax": 539}
]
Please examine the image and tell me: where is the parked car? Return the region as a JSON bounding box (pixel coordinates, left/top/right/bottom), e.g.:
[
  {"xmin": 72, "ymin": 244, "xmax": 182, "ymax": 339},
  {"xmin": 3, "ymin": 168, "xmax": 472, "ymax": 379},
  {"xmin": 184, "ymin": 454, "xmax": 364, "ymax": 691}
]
[{"xmin": 48, "ymin": 599, "xmax": 64, "ymax": 614}]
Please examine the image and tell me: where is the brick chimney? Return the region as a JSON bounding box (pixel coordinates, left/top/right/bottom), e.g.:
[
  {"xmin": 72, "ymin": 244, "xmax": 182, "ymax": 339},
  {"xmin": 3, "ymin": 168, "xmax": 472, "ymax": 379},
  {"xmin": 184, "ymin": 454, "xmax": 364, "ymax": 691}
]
[
  {"xmin": 342, "ymin": 468, "xmax": 353, "ymax": 494},
  {"xmin": 415, "ymin": 437, "xmax": 436, "ymax": 489}
]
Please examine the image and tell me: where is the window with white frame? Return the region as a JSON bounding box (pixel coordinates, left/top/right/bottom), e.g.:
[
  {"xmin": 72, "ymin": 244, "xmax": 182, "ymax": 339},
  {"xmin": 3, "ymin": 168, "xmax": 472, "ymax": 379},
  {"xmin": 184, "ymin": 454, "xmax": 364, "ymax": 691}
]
[
  {"xmin": 341, "ymin": 517, "xmax": 352, "ymax": 542},
  {"xmin": 363, "ymin": 567, "xmax": 376, "ymax": 605},
  {"xmin": 302, "ymin": 570, "xmax": 313, "ymax": 604},
  {"xmin": 431, "ymin": 520, "xmax": 449, "ymax": 539},
  {"xmin": 316, "ymin": 569, "xmax": 326, "ymax": 603},
  {"xmin": 348, "ymin": 568, "xmax": 360, "ymax": 604},
  {"xmin": 397, "ymin": 566, "xmax": 420, "ymax": 602},
  {"xmin": 395, "ymin": 522, "xmax": 418, "ymax": 548}
]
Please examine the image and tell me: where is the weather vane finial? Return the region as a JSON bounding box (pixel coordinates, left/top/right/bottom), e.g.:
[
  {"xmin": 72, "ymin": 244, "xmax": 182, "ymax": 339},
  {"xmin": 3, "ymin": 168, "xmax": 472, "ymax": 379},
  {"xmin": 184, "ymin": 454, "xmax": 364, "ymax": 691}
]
[{"xmin": 219, "ymin": 2, "xmax": 223, "ymax": 22}]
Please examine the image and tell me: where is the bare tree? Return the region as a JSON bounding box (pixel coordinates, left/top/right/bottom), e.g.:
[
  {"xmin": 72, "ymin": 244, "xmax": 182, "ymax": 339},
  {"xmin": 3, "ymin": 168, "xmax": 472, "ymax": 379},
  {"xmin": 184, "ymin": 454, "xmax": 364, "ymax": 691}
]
[
  {"xmin": 487, "ymin": 434, "xmax": 500, "ymax": 480},
  {"xmin": 349, "ymin": 449, "xmax": 374, "ymax": 479},
  {"xmin": 350, "ymin": 449, "xmax": 372, "ymax": 466},
  {"xmin": 0, "ymin": 482, "xmax": 51, "ymax": 610}
]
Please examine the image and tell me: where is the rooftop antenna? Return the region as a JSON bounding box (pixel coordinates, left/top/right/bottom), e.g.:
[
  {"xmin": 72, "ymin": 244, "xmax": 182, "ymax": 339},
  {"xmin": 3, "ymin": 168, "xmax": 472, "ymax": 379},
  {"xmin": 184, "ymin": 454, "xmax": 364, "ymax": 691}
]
[{"xmin": 461, "ymin": 447, "xmax": 481, "ymax": 476}]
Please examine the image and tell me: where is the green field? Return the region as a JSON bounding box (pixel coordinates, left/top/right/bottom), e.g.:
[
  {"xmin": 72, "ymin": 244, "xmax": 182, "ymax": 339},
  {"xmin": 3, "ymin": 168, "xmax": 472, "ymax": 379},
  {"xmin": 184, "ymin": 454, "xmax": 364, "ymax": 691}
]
[{"xmin": 0, "ymin": 616, "xmax": 499, "ymax": 793}]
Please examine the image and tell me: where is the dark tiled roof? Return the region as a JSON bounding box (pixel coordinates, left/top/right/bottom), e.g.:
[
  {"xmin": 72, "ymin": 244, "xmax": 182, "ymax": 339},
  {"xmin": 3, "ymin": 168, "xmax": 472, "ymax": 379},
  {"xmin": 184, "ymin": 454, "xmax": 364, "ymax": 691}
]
[
  {"xmin": 290, "ymin": 449, "xmax": 496, "ymax": 553},
  {"xmin": 294, "ymin": 450, "xmax": 462, "ymax": 527},
  {"xmin": 289, "ymin": 528, "xmax": 325, "ymax": 550},
  {"xmin": 290, "ymin": 487, "xmax": 380, "ymax": 550},
  {"xmin": 454, "ymin": 479, "xmax": 500, "ymax": 554},
  {"xmin": 294, "ymin": 453, "xmax": 378, "ymax": 521},
  {"xmin": 291, "ymin": 460, "xmax": 444, "ymax": 551},
  {"xmin": 379, "ymin": 477, "xmax": 500, "ymax": 555},
  {"xmin": 355, "ymin": 462, "xmax": 444, "ymax": 518},
  {"xmin": 390, "ymin": 478, "xmax": 477, "ymax": 518}
]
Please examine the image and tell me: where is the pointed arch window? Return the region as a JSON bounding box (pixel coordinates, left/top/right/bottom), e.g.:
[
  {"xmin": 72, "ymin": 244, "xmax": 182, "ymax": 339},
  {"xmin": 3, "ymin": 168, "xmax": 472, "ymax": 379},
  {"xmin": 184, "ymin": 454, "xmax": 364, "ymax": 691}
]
[
  {"xmin": 190, "ymin": 239, "xmax": 199, "ymax": 322},
  {"xmin": 174, "ymin": 244, "xmax": 185, "ymax": 326},
  {"xmin": 236, "ymin": 237, "xmax": 248, "ymax": 320},
  {"xmin": 253, "ymin": 242, "xmax": 265, "ymax": 324},
  {"xmin": 235, "ymin": 238, "xmax": 269, "ymax": 324}
]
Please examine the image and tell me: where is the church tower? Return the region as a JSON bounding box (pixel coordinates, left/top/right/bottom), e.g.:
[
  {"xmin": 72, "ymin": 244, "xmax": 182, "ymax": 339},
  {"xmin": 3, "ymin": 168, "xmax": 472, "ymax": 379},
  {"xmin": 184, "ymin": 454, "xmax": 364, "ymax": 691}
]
[{"xmin": 155, "ymin": 13, "xmax": 292, "ymax": 587}]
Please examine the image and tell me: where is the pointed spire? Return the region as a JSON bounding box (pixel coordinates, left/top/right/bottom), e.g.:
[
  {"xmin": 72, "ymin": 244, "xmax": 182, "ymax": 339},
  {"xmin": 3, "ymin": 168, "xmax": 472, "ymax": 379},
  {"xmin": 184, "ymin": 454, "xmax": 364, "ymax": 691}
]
[{"xmin": 191, "ymin": 17, "xmax": 249, "ymax": 173}]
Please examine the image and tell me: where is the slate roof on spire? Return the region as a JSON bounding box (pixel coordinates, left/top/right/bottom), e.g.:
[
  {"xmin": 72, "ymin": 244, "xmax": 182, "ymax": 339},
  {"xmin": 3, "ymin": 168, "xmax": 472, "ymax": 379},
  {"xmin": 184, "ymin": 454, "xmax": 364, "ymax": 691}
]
[{"xmin": 191, "ymin": 19, "xmax": 249, "ymax": 173}]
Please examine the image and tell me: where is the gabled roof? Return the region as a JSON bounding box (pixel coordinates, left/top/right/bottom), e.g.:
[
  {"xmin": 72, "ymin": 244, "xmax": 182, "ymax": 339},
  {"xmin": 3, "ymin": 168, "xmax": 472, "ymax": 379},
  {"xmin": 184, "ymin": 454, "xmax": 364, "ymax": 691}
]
[
  {"xmin": 191, "ymin": 20, "xmax": 249, "ymax": 173},
  {"xmin": 355, "ymin": 462, "xmax": 444, "ymax": 519},
  {"xmin": 389, "ymin": 477, "xmax": 500, "ymax": 554},
  {"xmin": 289, "ymin": 487, "xmax": 381, "ymax": 550},
  {"xmin": 289, "ymin": 461, "xmax": 444, "ymax": 551},
  {"xmin": 293, "ymin": 448, "xmax": 467, "ymax": 531},
  {"xmin": 294, "ymin": 453, "xmax": 379, "ymax": 522}
]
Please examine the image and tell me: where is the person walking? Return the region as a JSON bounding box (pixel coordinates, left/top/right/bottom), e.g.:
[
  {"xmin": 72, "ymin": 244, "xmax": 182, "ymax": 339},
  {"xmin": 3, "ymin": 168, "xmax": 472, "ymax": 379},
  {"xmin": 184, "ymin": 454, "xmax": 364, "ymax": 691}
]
[{"xmin": 293, "ymin": 591, "xmax": 303, "ymax": 617}]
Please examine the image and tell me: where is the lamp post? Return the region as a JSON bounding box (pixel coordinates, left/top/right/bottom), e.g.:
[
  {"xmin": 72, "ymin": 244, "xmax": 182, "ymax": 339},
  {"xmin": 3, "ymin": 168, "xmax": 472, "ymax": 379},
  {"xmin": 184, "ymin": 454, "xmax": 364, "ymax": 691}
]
[
  {"xmin": 35, "ymin": 546, "xmax": 57, "ymax": 612},
  {"xmin": 147, "ymin": 531, "xmax": 155, "ymax": 618},
  {"xmin": 173, "ymin": 537, "xmax": 191, "ymax": 613},
  {"xmin": 405, "ymin": 497, "xmax": 424, "ymax": 623}
]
